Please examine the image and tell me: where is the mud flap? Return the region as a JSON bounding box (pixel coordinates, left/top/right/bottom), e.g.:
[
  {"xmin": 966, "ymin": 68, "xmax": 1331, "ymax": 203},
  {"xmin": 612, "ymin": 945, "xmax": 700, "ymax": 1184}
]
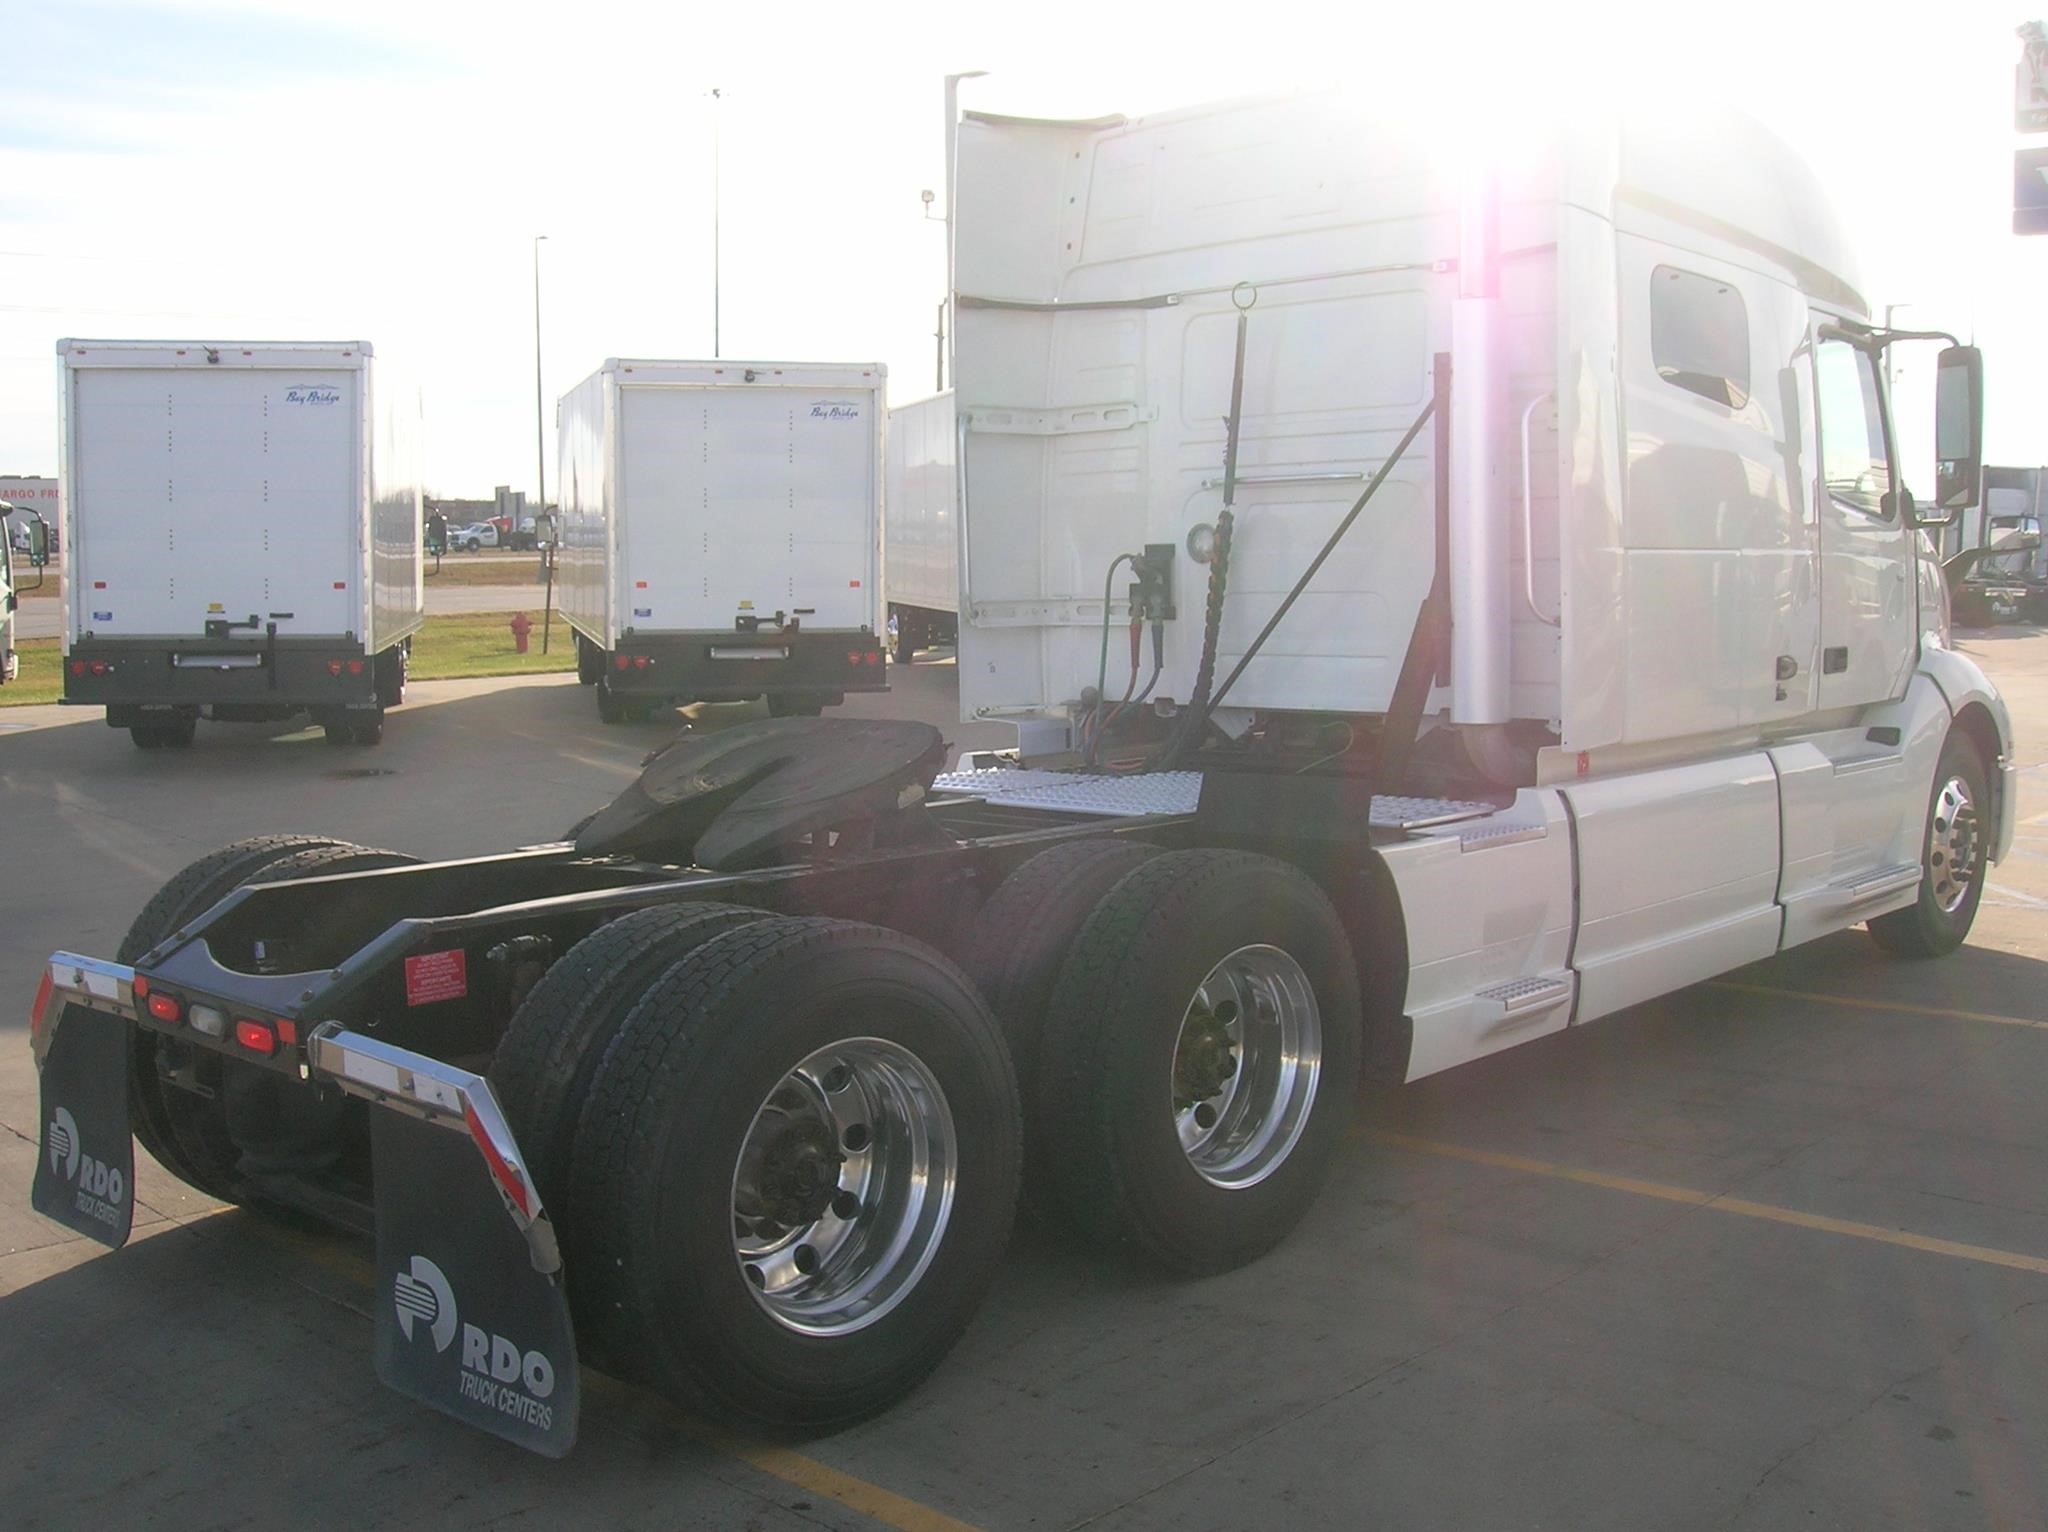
[
  {"xmin": 30, "ymin": 1005, "xmax": 135, "ymax": 1249},
  {"xmin": 369, "ymin": 1109, "xmax": 579, "ymax": 1456}
]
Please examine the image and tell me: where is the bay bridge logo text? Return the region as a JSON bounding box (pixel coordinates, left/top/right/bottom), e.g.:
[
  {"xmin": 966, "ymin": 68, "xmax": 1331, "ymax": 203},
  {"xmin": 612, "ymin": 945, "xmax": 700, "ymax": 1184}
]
[
  {"xmin": 808, "ymin": 402, "xmax": 861, "ymax": 421},
  {"xmin": 283, "ymin": 386, "xmax": 342, "ymax": 405}
]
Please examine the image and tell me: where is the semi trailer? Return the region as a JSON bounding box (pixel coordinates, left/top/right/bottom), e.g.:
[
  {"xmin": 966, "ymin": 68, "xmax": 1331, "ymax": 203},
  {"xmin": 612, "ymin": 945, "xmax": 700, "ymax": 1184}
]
[
  {"xmin": 555, "ymin": 359, "xmax": 890, "ymax": 723},
  {"xmin": 883, "ymin": 390, "xmax": 959, "ymax": 660},
  {"xmin": 54, "ymin": 340, "xmax": 423, "ymax": 747},
  {"xmin": 30, "ymin": 93, "xmax": 2013, "ymax": 1458}
]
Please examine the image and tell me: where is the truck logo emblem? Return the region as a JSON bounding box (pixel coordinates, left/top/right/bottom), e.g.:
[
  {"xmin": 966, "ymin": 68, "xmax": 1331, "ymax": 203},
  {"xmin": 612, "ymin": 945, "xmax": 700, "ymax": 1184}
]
[
  {"xmin": 282, "ymin": 386, "xmax": 342, "ymax": 406},
  {"xmin": 46, "ymin": 1106, "xmax": 80, "ymax": 1180},
  {"xmin": 394, "ymin": 1254, "xmax": 459, "ymax": 1351},
  {"xmin": 808, "ymin": 402, "xmax": 861, "ymax": 421}
]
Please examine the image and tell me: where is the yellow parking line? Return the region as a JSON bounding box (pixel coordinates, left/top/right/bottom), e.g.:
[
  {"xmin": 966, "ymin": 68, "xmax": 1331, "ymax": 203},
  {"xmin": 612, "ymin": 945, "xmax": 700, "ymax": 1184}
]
[
  {"xmin": 1373, "ymin": 1133, "xmax": 2048, "ymax": 1277},
  {"xmin": 699, "ymin": 1431, "xmax": 983, "ymax": 1532},
  {"xmin": 1708, "ymin": 980, "xmax": 2048, "ymax": 1031},
  {"xmin": 234, "ymin": 1220, "xmax": 980, "ymax": 1529}
]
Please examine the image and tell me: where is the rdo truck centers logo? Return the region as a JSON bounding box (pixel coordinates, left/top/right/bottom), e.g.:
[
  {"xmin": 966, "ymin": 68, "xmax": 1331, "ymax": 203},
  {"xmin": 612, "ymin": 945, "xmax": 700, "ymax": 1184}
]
[
  {"xmin": 394, "ymin": 1252, "xmax": 559, "ymax": 1427},
  {"xmin": 47, "ymin": 1104, "xmax": 126, "ymax": 1229}
]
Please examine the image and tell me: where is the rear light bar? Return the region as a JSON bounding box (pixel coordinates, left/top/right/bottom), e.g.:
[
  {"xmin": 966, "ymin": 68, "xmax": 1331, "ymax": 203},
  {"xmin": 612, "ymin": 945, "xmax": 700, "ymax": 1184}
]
[
  {"xmin": 71, "ymin": 659, "xmax": 118, "ymax": 677},
  {"xmin": 145, "ymin": 992, "xmax": 182, "ymax": 1025},
  {"xmin": 234, "ymin": 1018, "xmax": 277, "ymax": 1055}
]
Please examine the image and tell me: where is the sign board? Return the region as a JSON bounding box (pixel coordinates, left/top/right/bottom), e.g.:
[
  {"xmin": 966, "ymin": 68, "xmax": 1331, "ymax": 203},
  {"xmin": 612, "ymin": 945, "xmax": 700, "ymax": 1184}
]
[
  {"xmin": 2018, "ymin": 148, "xmax": 2048, "ymax": 234},
  {"xmin": 2022, "ymin": 24, "xmax": 2048, "ymax": 132},
  {"xmin": 1, "ymin": 476, "xmax": 60, "ymax": 547}
]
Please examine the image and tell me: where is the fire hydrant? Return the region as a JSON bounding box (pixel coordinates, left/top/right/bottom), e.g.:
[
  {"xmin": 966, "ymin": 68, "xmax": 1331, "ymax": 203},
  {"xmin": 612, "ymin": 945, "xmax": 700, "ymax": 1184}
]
[{"xmin": 509, "ymin": 611, "xmax": 532, "ymax": 654}]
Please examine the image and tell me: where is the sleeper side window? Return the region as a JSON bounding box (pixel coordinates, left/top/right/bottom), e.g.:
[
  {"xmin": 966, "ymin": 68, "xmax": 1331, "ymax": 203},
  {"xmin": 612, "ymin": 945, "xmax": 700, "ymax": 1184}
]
[{"xmin": 1650, "ymin": 265, "xmax": 1750, "ymax": 410}]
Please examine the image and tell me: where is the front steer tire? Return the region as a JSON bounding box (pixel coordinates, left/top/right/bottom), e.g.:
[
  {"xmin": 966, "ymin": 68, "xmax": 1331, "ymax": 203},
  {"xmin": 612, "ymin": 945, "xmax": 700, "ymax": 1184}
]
[
  {"xmin": 569, "ymin": 916, "xmax": 1021, "ymax": 1431},
  {"xmin": 1869, "ymin": 730, "xmax": 1992, "ymax": 959},
  {"xmin": 1035, "ymin": 849, "xmax": 1363, "ymax": 1275}
]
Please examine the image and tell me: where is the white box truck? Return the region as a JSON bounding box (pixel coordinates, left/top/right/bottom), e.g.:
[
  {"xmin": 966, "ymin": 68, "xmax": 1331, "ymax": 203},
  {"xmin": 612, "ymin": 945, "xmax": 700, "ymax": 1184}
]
[
  {"xmin": 555, "ymin": 359, "xmax": 889, "ymax": 722},
  {"xmin": 26, "ymin": 93, "xmax": 2017, "ymax": 1458},
  {"xmin": 883, "ymin": 390, "xmax": 959, "ymax": 660},
  {"xmin": 56, "ymin": 340, "xmax": 423, "ymax": 746}
]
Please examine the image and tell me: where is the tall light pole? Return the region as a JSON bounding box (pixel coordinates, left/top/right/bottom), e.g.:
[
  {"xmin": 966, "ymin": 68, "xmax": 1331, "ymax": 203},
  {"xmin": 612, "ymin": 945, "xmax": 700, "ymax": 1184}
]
[
  {"xmin": 533, "ymin": 234, "xmax": 548, "ymax": 514},
  {"xmin": 711, "ymin": 87, "xmax": 723, "ymax": 358},
  {"xmin": 533, "ymin": 234, "xmax": 552, "ymax": 652}
]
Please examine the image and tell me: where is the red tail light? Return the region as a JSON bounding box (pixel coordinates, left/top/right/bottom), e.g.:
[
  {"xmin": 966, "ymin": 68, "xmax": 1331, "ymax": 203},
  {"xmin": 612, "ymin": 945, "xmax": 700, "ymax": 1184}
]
[
  {"xmin": 234, "ymin": 1018, "xmax": 277, "ymax": 1055},
  {"xmin": 867, "ymin": 651, "xmax": 882, "ymax": 666},
  {"xmin": 613, "ymin": 654, "xmax": 631, "ymax": 671},
  {"xmin": 327, "ymin": 660, "xmax": 344, "ymax": 676},
  {"xmin": 346, "ymin": 659, "xmax": 365, "ymax": 676},
  {"xmin": 274, "ymin": 1019, "xmax": 299, "ymax": 1047},
  {"xmin": 131, "ymin": 974, "xmax": 150, "ymax": 999},
  {"xmin": 847, "ymin": 651, "xmax": 863, "ymax": 665},
  {"xmin": 89, "ymin": 660, "xmax": 109, "ymax": 677},
  {"xmin": 68, "ymin": 660, "xmax": 86, "ymax": 677},
  {"xmin": 30, "ymin": 972, "xmax": 53, "ymax": 1042},
  {"xmin": 632, "ymin": 655, "xmax": 650, "ymax": 670},
  {"xmin": 146, "ymin": 992, "xmax": 182, "ymax": 1025}
]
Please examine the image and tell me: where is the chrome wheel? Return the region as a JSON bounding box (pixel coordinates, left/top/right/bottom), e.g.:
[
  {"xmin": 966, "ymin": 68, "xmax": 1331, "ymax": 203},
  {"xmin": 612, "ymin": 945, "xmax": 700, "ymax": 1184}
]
[
  {"xmin": 1928, "ymin": 774, "xmax": 1983, "ymax": 915},
  {"xmin": 731, "ymin": 1038, "xmax": 956, "ymax": 1337},
  {"xmin": 1170, "ymin": 944, "xmax": 1323, "ymax": 1190}
]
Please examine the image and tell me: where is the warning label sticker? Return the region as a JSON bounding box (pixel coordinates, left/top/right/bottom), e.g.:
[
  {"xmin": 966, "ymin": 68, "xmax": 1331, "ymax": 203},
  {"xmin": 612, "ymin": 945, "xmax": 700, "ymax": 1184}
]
[{"xmin": 404, "ymin": 950, "xmax": 468, "ymax": 1007}]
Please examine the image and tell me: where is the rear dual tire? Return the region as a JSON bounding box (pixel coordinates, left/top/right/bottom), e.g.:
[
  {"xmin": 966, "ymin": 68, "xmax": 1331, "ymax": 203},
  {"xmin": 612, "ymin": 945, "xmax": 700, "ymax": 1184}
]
[
  {"xmin": 117, "ymin": 837, "xmax": 416, "ymax": 1202},
  {"xmin": 983, "ymin": 847, "xmax": 1363, "ymax": 1275},
  {"xmin": 564, "ymin": 916, "xmax": 1020, "ymax": 1430}
]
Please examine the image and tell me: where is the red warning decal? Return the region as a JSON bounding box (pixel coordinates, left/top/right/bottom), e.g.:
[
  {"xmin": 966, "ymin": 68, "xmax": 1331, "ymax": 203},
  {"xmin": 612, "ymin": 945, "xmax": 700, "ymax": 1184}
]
[{"xmin": 404, "ymin": 949, "xmax": 468, "ymax": 1006}]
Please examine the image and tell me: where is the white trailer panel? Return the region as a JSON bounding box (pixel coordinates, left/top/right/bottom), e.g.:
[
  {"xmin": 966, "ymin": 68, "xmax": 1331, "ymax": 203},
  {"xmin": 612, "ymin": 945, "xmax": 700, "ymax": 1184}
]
[{"xmin": 884, "ymin": 391, "xmax": 959, "ymax": 622}]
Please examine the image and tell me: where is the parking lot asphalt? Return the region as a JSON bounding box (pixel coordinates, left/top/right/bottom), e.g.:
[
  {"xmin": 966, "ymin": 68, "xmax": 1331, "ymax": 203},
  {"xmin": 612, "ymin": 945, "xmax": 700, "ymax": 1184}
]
[{"xmin": 2, "ymin": 636, "xmax": 2045, "ymax": 1531}]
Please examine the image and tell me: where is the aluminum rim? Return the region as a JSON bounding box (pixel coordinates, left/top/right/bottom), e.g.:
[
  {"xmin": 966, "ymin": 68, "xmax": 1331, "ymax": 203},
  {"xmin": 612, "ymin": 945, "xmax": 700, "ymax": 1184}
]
[
  {"xmin": 1170, "ymin": 944, "xmax": 1323, "ymax": 1190},
  {"xmin": 730, "ymin": 1037, "xmax": 956, "ymax": 1337},
  {"xmin": 1928, "ymin": 774, "xmax": 1983, "ymax": 916}
]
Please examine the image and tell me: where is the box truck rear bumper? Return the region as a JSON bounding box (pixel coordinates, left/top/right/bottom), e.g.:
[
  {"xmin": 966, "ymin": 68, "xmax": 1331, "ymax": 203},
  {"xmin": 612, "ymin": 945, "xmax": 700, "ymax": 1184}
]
[
  {"xmin": 61, "ymin": 638, "xmax": 386, "ymax": 713},
  {"xmin": 603, "ymin": 628, "xmax": 889, "ymax": 704}
]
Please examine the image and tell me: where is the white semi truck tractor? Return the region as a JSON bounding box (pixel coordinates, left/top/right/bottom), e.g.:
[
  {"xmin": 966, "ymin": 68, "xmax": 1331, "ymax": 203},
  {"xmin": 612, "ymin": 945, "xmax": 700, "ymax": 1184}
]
[
  {"xmin": 28, "ymin": 95, "xmax": 2011, "ymax": 1456},
  {"xmin": 54, "ymin": 340, "xmax": 423, "ymax": 747}
]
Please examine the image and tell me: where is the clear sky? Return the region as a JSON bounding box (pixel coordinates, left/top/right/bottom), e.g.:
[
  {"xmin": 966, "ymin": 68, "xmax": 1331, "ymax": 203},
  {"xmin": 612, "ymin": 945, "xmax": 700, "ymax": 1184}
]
[{"xmin": 1, "ymin": 0, "xmax": 2041, "ymax": 495}]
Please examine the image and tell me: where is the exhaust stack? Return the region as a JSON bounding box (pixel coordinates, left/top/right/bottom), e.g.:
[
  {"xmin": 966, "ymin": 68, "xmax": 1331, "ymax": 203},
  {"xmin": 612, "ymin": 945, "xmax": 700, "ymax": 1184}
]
[{"xmin": 1448, "ymin": 165, "xmax": 1511, "ymax": 727}]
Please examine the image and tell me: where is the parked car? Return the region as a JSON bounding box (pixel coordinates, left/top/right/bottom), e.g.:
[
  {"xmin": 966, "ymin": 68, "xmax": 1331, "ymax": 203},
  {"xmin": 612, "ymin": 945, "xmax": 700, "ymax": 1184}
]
[{"xmin": 451, "ymin": 521, "xmax": 500, "ymax": 552}]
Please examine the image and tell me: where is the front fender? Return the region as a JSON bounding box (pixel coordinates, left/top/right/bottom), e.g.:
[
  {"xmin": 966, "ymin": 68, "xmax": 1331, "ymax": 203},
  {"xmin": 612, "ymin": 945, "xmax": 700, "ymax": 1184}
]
[{"xmin": 1916, "ymin": 647, "xmax": 2017, "ymax": 862}]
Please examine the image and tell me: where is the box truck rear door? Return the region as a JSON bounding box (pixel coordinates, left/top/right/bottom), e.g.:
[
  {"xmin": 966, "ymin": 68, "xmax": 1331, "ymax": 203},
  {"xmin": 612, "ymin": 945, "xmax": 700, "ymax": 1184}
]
[
  {"xmin": 73, "ymin": 366, "xmax": 358, "ymax": 638},
  {"xmin": 619, "ymin": 385, "xmax": 873, "ymax": 634}
]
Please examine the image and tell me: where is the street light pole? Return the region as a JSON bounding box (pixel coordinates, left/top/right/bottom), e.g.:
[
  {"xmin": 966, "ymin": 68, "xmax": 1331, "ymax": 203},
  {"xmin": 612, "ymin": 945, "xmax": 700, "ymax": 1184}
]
[
  {"xmin": 711, "ymin": 87, "xmax": 723, "ymax": 358},
  {"xmin": 533, "ymin": 234, "xmax": 552, "ymax": 653}
]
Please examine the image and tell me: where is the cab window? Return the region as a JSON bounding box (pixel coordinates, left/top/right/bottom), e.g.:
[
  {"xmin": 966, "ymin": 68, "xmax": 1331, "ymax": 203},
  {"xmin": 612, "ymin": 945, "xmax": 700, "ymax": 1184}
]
[{"xmin": 1814, "ymin": 338, "xmax": 1893, "ymax": 518}]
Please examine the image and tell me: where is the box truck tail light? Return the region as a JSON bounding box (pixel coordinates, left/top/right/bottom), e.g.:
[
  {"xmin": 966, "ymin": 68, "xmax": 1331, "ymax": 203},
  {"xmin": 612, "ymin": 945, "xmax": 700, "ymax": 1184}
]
[
  {"xmin": 613, "ymin": 654, "xmax": 631, "ymax": 671},
  {"xmin": 145, "ymin": 992, "xmax": 183, "ymax": 1026},
  {"xmin": 848, "ymin": 651, "xmax": 863, "ymax": 665},
  {"xmin": 233, "ymin": 1018, "xmax": 277, "ymax": 1056},
  {"xmin": 89, "ymin": 660, "xmax": 110, "ymax": 677},
  {"xmin": 69, "ymin": 661, "xmax": 86, "ymax": 677},
  {"xmin": 868, "ymin": 651, "xmax": 882, "ymax": 666},
  {"xmin": 632, "ymin": 655, "xmax": 650, "ymax": 670},
  {"xmin": 327, "ymin": 661, "xmax": 343, "ymax": 677},
  {"xmin": 346, "ymin": 659, "xmax": 365, "ymax": 676}
]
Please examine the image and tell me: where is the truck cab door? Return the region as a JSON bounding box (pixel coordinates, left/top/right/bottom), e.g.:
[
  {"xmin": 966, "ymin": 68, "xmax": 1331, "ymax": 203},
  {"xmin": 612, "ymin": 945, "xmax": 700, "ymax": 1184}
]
[{"xmin": 1810, "ymin": 327, "xmax": 1915, "ymax": 709}]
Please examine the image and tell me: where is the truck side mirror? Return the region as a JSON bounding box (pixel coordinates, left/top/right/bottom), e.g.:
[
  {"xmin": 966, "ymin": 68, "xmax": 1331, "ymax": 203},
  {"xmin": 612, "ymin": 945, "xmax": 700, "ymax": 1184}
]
[
  {"xmin": 1933, "ymin": 344, "xmax": 1984, "ymax": 518},
  {"xmin": 26, "ymin": 518, "xmax": 49, "ymax": 568}
]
